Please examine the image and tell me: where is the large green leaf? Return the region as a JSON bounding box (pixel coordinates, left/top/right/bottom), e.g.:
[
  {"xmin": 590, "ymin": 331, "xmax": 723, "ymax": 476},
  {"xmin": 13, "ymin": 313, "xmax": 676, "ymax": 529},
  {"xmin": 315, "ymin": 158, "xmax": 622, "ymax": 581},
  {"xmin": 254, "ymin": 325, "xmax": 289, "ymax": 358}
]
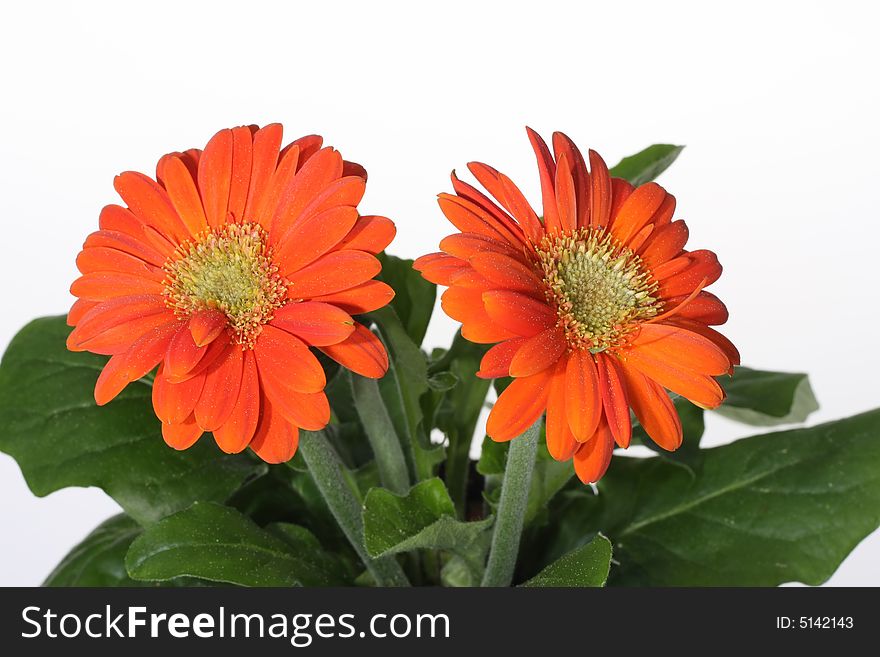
[
  {"xmin": 0, "ymin": 317, "xmax": 265, "ymax": 525},
  {"xmin": 44, "ymin": 514, "xmax": 143, "ymax": 586},
  {"xmin": 715, "ymin": 366, "xmax": 819, "ymax": 426},
  {"xmin": 520, "ymin": 535, "xmax": 612, "ymax": 587},
  {"xmin": 363, "ymin": 478, "xmax": 493, "ymax": 577},
  {"xmin": 609, "ymin": 144, "xmax": 684, "ymax": 185},
  {"xmin": 126, "ymin": 502, "xmax": 350, "ymax": 586},
  {"xmin": 598, "ymin": 408, "xmax": 880, "ymax": 585},
  {"xmin": 377, "ymin": 253, "xmax": 436, "ymax": 346}
]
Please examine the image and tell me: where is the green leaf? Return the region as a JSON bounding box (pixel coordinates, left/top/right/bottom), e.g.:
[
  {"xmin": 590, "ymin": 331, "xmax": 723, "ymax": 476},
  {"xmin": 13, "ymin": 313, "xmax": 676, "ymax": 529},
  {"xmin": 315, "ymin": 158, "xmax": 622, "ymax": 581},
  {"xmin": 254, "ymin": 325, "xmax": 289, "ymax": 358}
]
[
  {"xmin": 609, "ymin": 144, "xmax": 684, "ymax": 185},
  {"xmin": 601, "ymin": 408, "xmax": 880, "ymax": 585},
  {"xmin": 377, "ymin": 253, "xmax": 436, "ymax": 346},
  {"xmin": 363, "ymin": 479, "xmax": 493, "ymax": 577},
  {"xmin": 0, "ymin": 317, "xmax": 265, "ymax": 525},
  {"xmin": 126, "ymin": 502, "xmax": 350, "ymax": 586},
  {"xmin": 715, "ymin": 366, "xmax": 819, "ymax": 426},
  {"xmin": 44, "ymin": 514, "xmax": 144, "ymax": 586},
  {"xmin": 520, "ymin": 534, "xmax": 612, "ymax": 587}
]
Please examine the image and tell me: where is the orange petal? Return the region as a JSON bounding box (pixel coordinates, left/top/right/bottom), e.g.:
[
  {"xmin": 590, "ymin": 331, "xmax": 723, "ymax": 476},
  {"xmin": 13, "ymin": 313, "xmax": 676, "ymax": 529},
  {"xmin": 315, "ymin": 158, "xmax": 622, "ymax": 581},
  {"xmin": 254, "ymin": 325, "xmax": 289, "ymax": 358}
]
[
  {"xmin": 70, "ymin": 272, "xmax": 165, "ymax": 300},
  {"xmin": 165, "ymin": 331, "xmax": 230, "ymax": 383},
  {"xmin": 573, "ymin": 418, "xmax": 614, "ymax": 484},
  {"xmin": 509, "ymin": 326, "xmax": 566, "ymax": 377},
  {"xmin": 194, "ymin": 344, "xmax": 244, "ymax": 431},
  {"xmin": 552, "ymin": 132, "xmax": 591, "ymax": 229},
  {"xmin": 545, "ymin": 359, "xmax": 577, "ymax": 461},
  {"xmin": 596, "ymin": 353, "xmax": 631, "ymax": 448},
  {"xmin": 525, "ymin": 127, "xmax": 561, "ymax": 234},
  {"xmin": 287, "ymin": 250, "xmax": 381, "ymax": 299},
  {"xmin": 162, "ymin": 414, "xmax": 204, "ymax": 451},
  {"xmin": 482, "ymin": 290, "xmax": 557, "ymax": 337},
  {"xmin": 84, "ymin": 229, "xmax": 166, "ymax": 268},
  {"xmin": 440, "ymin": 232, "xmax": 523, "ymax": 260},
  {"xmin": 165, "ymin": 323, "xmax": 209, "ymax": 379},
  {"xmin": 658, "ymin": 250, "xmax": 722, "ymax": 298},
  {"xmin": 189, "ymin": 309, "xmax": 228, "ymax": 347},
  {"xmin": 588, "ymin": 150, "xmax": 612, "ymax": 228},
  {"xmin": 629, "ymin": 323, "xmax": 730, "ymax": 376},
  {"xmin": 270, "ymin": 147, "xmax": 343, "ymax": 237},
  {"xmin": 664, "ymin": 291, "xmax": 729, "ymax": 325},
  {"xmin": 67, "ymin": 299, "xmax": 97, "ymax": 326},
  {"xmin": 413, "ymin": 253, "xmax": 469, "ymax": 285},
  {"xmin": 565, "ymin": 350, "xmax": 602, "ymax": 441},
  {"xmin": 497, "ymin": 172, "xmax": 546, "ymax": 243},
  {"xmin": 67, "ymin": 295, "xmax": 167, "ymax": 350},
  {"xmin": 274, "ymin": 206, "xmax": 359, "ymax": 276},
  {"xmin": 253, "ymin": 144, "xmax": 300, "ymax": 232},
  {"xmin": 243, "ymin": 123, "xmax": 283, "ymax": 221},
  {"xmin": 554, "ymin": 153, "xmax": 578, "ymax": 234},
  {"xmin": 452, "ymin": 169, "xmax": 526, "ymax": 242},
  {"xmin": 270, "ymin": 302, "xmax": 355, "ymax": 346},
  {"xmin": 250, "ymin": 395, "xmax": 299, "ymax": 464},
  {"xmin": 609, "ymin": 178, "xmax": 634, "ymax": 220},
  {"xmin": 76, "ymin": 247, "xmax": 165, "ymax": 280},
  {"xmin": 227, "ymin": 126, "xmax": 254, "ymax": 222},
  {"xmin": 152, "ymin": 365, "xmax": 205, "ymax": 425},
  {"xmin": 619, "ymin": 365, "xmax": 682, "ymax": 450},
  {"xmin": 437, "ymin": 194, "xmax": 522, "ymax": 247},
  {"xmin": 337, "ymin": 215, "xmax": 396, "ymax": 254},
  {"xmin": 213, "ymin": 350, "xmax": 260, "ymax": 454},
  {"xmin": 261, "ymin": 371, "xmax": 331, "ymax": 430},
  {"xmin": 254, "ymin": 324, "xmax": 326, "ymax": 392},
  {"xmin": 197, "ymin": 128, "xmax": 234, "ymax": 229},
  {"xmin": 98, "ymin": 204, "xmax": 144, "ymax": 239},
  {"xmin": 664, "ymin": 319, "xmax": 741, "ymax": 371},
  {"xmin": 469, "ymin": 251, "xmax": 544, "ymax": 297},
  {"xmin": 295, "ymin": 176, "xmax": 366, "ymax": 219},
  {"xmin": 114, "ymin": 171, "xmax": 189, "ymax": 243},
  {"xmin": 610, "ymin": 182, "xmax": 667, "ymax": 246},
  {"xmin": 318, "ymin": 322, "xmax": 389, "ymax": 379},
  {"xmin": 156, "ymin": 155, "xmax": 209, "ymax": 235},
  {"xmin": 93, "ymin": 320, "xmax": 180, "ymax": 405},
  {"xmin": 477, "ymin": 338, "xmax": 526, "ymax": 379},
  {"xmin": 485, "ymin": 368, "xmax": 552, "ymax": 441},
  {"xmin": 310, "ymin": 280, "xmax": 395, "ymax": 315}
]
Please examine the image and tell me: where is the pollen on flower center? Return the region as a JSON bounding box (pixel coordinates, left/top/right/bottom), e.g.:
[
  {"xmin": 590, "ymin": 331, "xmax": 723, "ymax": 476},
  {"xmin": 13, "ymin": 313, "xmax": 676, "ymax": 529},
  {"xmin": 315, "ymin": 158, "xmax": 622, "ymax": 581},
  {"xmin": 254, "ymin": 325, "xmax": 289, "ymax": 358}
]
[
  {"xmin": 163, "ymin": 222, "xmax": 288, "ymax": 347},
  {"xmin": 536, "ymin": 228, "xmax": 660, "ymax": 352}
]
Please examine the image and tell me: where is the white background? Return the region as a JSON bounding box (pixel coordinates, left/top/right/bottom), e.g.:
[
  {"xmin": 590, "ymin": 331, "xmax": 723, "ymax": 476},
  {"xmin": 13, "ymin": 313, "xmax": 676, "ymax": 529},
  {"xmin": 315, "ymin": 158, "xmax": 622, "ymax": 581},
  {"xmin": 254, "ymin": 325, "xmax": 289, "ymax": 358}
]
[{"xmin": 1, "ymin": 0, "xmax": 878, "ymax": 585}]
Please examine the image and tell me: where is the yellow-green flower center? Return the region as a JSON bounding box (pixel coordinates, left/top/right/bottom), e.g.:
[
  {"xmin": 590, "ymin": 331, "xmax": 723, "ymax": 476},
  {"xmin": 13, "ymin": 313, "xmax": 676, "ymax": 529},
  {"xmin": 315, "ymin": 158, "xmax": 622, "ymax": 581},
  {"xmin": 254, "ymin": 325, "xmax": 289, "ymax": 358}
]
[
  {"xmin": 536, "ymin": 228, "xmax": 660, "ymax": 352},
  {"xmin": 163, "ymin": 222, "xmax": 288, "ymax": 347}
]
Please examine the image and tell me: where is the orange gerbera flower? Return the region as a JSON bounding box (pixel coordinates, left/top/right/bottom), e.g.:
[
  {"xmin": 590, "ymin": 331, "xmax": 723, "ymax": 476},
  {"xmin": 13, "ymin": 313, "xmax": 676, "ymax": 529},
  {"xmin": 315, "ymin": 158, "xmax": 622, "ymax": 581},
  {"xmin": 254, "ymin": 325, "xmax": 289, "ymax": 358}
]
[
  {"xmin": 67, "ymin": 124, "xmax": 396, "ymax": 463},
  {"xmin": 414, "ymin": 129, "xmax": 739, "ymax": 483}
]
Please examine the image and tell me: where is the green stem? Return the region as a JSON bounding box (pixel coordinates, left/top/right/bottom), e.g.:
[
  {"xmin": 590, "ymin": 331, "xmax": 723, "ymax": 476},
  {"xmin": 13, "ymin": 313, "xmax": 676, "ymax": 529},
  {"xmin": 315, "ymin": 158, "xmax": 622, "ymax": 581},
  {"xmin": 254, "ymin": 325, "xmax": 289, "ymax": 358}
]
[
  {"xmin": 350, "ymin": 373, "xmax": 411, "ymax": 495},
  {"xmin": 480, "ymin": 417, "xmax": 541, "ymax": 587},
  {"xmin": 299, "ymin": 430, "xmax": 410, "ymax": 587}
]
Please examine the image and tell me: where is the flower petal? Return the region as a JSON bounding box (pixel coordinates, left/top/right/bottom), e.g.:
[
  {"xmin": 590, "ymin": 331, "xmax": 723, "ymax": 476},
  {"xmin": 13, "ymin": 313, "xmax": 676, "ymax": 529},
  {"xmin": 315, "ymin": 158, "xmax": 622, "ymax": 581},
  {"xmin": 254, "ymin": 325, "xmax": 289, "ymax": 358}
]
[
  {"xmin": 254, "ymin": 324, "xmax": 326, "ymax": 393},
  {"xmin": 274, "ymin": 206, "xmax": 359, "ymax": 276},
  {"xmin": 619, "ymin": 364, "xmax": 682, "ymax": 450},
  {"xmin": 509, "ymin": 326, "xmax": 566, "ymax": 377},
  {"xmin": 270, "ymin": 301, "xmax": 355, "ymax": 346},
  {"xmin": 337, "ymin": 215, "xmax": 396, "ymax": 254},
  {"xmin": 250, "ymin": 394, "xmax": 299, "ymax": 464},
  {"xmin": 486, "ymin": 368, "xmax": 552, "ymax": 441},
  {"xmin": 482, "ymin": 290, "xmax": 557, "ymax": 337},
  {"xmin": 162, "ymin": 414, "xmax": 204, "ymax": 450},
  {"xmin": 318, "ymin": 323, "xmax": 388, "ymax": 379},
  {"xmin": 197, "ymin": 128, "xmax": 234, "ymax": 229},
  {"xmin": 477, "ymin": 338, "xmax": 526, "ymax": 379},
  {"xmin": 596, "ymin": 353, "xmax": 631, "ymax": 448},
  {"xmin": 310, "ymin": 280, "xmax": 395, "ymax": 315},
  {"xmin": 213, "ymin": 349, "xmax": 260, "ymax": 453},
  {"xmin": 194, "ymin": 344, "xmax": 244, "ymax": 431},
  {"xmin": 545, "ymin": 358, "xmax": 577, "ymax": 461},
  {"xmin": 287, "ymin": 250, "xmax": 381, "ymax": 298},
  {"xmin": 573, "ymin": 418, "xmax": 614, "ymax": 484},
  {"xmin": 565, "ymin": 349, "xmax": 602, "ymax": 441}
]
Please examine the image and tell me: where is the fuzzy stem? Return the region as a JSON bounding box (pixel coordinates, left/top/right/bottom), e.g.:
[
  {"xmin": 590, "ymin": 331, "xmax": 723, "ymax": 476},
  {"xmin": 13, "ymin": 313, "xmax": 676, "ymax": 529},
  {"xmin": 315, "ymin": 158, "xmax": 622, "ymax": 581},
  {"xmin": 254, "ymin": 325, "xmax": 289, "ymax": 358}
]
[
  {"xmin": 350, "ymin": 373, "xmax": 411, "ymax": 495},
  {"xmin": 480, "ymin": 417, "xmax": 541, "ymax": 587},
  {"xmin": 299, "ymin": 430, "xmax": 410, "ymax": 587}
]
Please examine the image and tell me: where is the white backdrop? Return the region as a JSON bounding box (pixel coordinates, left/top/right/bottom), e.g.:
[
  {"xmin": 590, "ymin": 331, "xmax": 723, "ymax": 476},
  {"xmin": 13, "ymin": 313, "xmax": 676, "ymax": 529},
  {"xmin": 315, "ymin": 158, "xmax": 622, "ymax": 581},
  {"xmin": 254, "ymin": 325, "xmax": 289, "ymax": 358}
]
[{"xmin": 1, "ymin": 0, "xmax": 878, "ymax": 586}]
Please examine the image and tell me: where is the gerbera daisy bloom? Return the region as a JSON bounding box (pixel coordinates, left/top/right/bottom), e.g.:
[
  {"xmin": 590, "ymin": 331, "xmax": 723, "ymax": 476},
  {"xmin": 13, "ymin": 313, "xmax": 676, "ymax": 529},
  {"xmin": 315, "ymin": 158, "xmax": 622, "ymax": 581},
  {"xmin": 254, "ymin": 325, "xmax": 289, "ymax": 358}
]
[
  {"xmin": 414, "ymin": 129, "xmax": 739, "ymax": 483},
  {"xmin": 67, "ymin": 124, "xmax": 396, "ymax": 463}
]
